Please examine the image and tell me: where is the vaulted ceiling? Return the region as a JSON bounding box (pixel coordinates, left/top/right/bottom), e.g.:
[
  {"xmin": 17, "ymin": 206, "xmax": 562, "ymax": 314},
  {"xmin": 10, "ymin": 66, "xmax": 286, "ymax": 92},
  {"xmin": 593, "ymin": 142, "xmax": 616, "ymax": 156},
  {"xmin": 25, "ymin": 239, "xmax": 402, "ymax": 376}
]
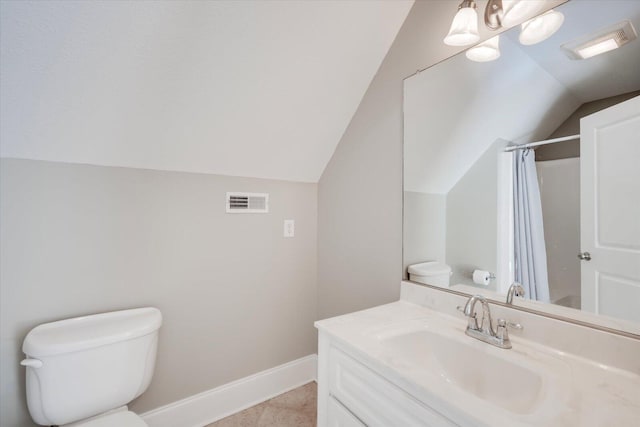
[{"xmin": 0, "ymin": 0, "xmax": 413, "ymax": 182}]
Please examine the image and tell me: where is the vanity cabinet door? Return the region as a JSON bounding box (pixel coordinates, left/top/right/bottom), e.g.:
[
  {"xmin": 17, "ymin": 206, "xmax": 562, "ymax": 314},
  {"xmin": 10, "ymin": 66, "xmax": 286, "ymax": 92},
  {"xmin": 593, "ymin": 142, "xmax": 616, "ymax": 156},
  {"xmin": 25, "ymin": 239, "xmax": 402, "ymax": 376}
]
[
  {"xmin": 328, "ymin": 347, "xmax": 458, "ymax": 427},
  {"xmin": 327, "ymin": 396, "xmax": 366, "ymax": 427}
]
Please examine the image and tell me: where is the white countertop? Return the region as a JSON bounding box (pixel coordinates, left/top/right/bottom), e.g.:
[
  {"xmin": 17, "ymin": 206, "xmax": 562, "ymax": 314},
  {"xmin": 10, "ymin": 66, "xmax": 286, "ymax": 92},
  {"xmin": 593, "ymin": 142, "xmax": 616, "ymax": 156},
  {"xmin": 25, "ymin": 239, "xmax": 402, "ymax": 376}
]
[{"xmin": 315, "ymin": 299, "xmax": 640, "ymax": 427}]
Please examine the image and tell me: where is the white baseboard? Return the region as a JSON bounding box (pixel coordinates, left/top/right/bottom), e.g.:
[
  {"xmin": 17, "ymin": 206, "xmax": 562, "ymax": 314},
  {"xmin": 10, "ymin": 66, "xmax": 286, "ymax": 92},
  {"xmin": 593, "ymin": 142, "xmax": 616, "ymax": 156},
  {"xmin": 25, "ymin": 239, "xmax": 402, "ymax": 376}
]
[{"xmin": 141, "ymin": 354, "xmax": 318, "ymax": 427}]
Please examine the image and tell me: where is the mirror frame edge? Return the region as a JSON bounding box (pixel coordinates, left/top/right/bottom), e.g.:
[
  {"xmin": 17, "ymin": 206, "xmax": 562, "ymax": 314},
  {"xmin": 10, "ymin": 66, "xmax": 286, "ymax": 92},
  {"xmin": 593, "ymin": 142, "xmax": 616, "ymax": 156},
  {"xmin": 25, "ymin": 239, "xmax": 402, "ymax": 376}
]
[{"xmin": 403, "ymin": 280, "xmax": 640, "ymax": 339}]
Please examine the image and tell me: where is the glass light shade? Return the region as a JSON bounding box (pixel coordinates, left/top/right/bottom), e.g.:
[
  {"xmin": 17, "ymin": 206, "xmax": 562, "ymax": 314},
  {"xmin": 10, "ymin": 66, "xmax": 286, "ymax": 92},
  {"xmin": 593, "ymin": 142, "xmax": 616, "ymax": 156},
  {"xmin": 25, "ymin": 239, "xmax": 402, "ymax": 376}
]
[
  {"xmin": 466, "ymin": 36, "xmax": 501, "ymax": 62},
  {"xmin": 444, "ymin": 7, "xmax": 480, "ymax": 46},
  {"xmin": 519, "ymin": 10, "xmax": 564, "ymax": 45},
  {"xmin": 501, "ymin": 0, "xmax": 546, "ymax": 28}
]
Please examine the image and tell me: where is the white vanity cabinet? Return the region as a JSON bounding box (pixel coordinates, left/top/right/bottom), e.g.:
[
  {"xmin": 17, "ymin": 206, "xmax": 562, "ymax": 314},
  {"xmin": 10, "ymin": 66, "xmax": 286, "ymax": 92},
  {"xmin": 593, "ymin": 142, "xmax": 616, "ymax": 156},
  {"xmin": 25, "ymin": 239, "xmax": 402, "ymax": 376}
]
[
  {"xmin": 316, "ymin": 283, "xmax": 640, "ymax": 427},
  {"xmin": 327, "ymin": 396, "xmax": 366, "ymax": 427},
  {"xmin": 318, "ymin": 332, "xmax": 459, "ymax": 427}
]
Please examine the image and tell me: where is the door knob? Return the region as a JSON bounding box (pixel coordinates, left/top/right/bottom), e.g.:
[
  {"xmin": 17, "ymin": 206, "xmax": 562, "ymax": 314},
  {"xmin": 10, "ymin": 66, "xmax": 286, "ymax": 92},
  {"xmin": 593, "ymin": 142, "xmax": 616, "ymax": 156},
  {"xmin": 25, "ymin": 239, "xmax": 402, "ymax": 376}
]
[{"xmin": 578, "ymin": 252, "xmax": 591, "ymax": 261}]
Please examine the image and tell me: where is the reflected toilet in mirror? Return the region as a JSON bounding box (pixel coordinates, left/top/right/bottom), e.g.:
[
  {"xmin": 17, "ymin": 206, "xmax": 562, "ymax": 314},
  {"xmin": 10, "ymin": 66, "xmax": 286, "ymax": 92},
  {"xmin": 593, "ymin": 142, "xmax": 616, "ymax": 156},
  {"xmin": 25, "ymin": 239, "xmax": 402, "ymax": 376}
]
[{"xmin": 407, "ymin": 261, "xmax": 453, "ymax": 287}]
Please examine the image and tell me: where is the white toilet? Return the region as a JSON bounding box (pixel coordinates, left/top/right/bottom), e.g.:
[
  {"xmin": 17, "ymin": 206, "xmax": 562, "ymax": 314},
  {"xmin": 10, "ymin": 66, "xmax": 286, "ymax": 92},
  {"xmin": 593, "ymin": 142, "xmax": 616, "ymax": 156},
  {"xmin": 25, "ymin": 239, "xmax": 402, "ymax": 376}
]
[
  {"xmin": 407, "ymin": 261, "xmax": 452, "ymax": 287},
  {"xmin": 21, "ymin": 307, "xmax": 162, "ymax": 426}
]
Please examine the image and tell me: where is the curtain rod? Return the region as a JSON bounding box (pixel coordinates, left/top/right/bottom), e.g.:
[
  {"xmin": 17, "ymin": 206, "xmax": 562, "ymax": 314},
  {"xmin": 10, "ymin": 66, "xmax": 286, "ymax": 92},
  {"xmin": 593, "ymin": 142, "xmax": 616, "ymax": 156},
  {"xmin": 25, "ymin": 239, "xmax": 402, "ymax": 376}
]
[{"xmin": 504, "ymin": 134, "xmax": 580, "ymax": 152}]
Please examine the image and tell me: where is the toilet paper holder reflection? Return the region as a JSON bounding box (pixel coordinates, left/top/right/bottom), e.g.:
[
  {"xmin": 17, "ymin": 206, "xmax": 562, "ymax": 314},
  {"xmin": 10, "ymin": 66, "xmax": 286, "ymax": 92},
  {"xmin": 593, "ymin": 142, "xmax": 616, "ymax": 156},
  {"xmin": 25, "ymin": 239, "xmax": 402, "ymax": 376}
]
[{"xmin": 472, "ymin": 269, "xmax": 495, "ymax": 286}]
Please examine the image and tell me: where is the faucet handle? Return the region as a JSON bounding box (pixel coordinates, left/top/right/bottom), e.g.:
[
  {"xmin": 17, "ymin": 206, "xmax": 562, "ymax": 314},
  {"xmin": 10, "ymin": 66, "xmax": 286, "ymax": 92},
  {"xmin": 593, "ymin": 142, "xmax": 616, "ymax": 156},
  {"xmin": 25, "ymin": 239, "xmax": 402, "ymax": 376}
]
[
  {"xmin": 496, "ymin": 318, "xmax": 523, "ymax": 342},
  {"xmin": 497, "ymin": 318, "xmax": 523, "ymax": 330},
  {"xmin": 456, "ymin": 305, "xmax": 479, "ymax": 330},
  {"xmin": 496, "ymin": 319, "xmax": 508, "ymax": 341},
  {"xmin": 507, "ymin": 321, "xmax": 523, "ymax": 330}
]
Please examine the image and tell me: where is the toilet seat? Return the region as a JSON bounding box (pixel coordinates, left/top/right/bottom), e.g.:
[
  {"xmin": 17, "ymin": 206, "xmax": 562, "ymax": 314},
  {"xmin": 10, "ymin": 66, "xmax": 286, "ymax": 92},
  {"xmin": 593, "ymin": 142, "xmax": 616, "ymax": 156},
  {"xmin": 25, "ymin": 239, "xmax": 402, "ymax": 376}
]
[{"xmin": 67, "ymin": 411, "xmax": 147, "ymax": 427}]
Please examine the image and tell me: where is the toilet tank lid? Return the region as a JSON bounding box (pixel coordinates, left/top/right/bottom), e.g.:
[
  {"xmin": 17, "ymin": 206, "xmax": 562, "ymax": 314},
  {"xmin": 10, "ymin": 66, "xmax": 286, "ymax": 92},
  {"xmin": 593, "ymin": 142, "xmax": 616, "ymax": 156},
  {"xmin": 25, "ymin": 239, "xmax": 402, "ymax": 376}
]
[
  {"xmin": 408, "ymin": 262, "xmax": 451, "ymax": 276},
  {"xmin": 23, "ymin": 307, "xmax": 162, "ymax": 357}
]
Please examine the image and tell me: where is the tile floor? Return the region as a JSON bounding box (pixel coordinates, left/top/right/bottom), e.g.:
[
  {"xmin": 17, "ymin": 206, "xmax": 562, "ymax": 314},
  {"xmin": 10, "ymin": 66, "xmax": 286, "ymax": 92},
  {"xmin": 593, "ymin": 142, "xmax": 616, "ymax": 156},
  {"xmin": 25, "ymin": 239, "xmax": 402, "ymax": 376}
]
[{"xmin": 206, "ymin": 382, "xmax": 317, "ymax": 427}]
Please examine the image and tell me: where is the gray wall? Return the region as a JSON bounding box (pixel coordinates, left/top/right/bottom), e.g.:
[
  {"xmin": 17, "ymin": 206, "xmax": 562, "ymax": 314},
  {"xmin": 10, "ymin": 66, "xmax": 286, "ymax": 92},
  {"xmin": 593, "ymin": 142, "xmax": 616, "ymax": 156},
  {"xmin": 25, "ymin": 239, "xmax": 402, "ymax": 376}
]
[
  {"xmin": 536, "ymin": 158, "xmax": 581, "ymax": 305},
  {"xmin": 536, "ymin": 90, "xmax": 640, "ymax": 161},
  {"xmin": 315, "ymin": 0, "xmax": 529, "ymax": 319},
  {"xmin": 445, "ymin": 142, "xmax": 499, "ymax": 289},
  {"xmin": 316, "ymin": 0, "xmax": 563, "ymax": 317},
  {"xmin": 402, "ymin": 192, "xmax": 446, "ymax": 278},
  {"xmin": 0, "ymin": 159, "xmax": 317, "ymax": 427},
  {"xmin": 316, "ymin": 1, "xmax": 471, "ymax": 320}
]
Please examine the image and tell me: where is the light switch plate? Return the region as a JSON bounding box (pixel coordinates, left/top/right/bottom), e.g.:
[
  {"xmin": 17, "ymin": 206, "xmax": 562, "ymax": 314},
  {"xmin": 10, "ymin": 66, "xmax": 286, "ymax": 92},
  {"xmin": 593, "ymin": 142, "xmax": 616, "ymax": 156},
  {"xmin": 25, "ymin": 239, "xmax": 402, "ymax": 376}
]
[{"xmin": 284, "ymin": 219, "xmax": 295, "ymax": 237}]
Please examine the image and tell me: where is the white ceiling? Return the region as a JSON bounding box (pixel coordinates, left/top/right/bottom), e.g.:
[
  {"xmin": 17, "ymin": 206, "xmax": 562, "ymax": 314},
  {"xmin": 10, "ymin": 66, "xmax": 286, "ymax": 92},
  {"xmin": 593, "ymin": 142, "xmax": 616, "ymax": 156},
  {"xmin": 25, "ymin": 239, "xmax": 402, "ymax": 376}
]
[
  {"xmin": 404, "ymin": 35, "xmax": 580, "ymax": 194},
  {"xmin": 0, "ymin": 0, "xmax": 413, "ymax": 182},
  {"xmin": 504, "ymin": 0, "xmax": 640, "ymax": 103}
]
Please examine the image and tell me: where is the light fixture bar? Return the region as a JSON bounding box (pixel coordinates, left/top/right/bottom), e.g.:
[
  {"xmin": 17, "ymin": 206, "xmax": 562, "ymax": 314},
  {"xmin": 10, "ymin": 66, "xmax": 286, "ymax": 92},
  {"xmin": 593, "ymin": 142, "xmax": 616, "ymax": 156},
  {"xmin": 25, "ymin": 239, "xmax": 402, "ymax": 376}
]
[{"xmin": 485, "ymin": 0, "xmax": 504, "ymax": 30}]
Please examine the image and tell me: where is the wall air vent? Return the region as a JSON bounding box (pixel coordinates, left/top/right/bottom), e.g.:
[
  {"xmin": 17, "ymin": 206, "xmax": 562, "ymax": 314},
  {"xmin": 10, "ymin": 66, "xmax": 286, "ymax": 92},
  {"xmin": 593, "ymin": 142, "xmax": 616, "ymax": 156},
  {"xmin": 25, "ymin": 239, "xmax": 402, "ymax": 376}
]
[
  {"xmin": 561, "ymin": 20, "xmax": 637, "ymax": 60},
  {"xmin": 226, "ymin": 192, "xmax": 269, "ymax": 213}
]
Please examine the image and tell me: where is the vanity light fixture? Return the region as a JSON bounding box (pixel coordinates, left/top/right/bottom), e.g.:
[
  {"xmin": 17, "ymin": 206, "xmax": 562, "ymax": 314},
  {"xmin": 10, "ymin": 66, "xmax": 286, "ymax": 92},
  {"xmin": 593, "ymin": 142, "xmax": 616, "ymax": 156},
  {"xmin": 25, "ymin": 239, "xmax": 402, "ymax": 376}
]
[
  {"xmin": 519, "ymin": 9, "xmax": 564, "ymax": 45},
  {"xmin": 444, "ymin": 0, "xmax": 480, "ymax": 46},
  {"xmin": 561, "ymin": 20, "xmax": 638, "ymax": 60},
  {"xmin": 466, "ymin": 35, "xmax": 501, "ymax": 62},
  {"xmin": 498, "ymin": 0, "xmax": 546, "ymax": 28},
  {"xmin": 485, "ymin": 0, "xmax": 546, "ymax": 30},
  {"xmin": 446, "ymin": 0, "xmax": 565, "ymax": 62}
]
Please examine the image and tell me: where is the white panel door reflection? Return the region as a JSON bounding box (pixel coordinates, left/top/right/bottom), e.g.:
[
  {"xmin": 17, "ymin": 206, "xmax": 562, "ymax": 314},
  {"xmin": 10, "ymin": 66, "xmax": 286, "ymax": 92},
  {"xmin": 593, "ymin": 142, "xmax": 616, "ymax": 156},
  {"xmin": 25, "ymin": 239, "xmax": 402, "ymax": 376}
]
[{"xmin": 580, "ymin": 96, "xmax": 640, "ymax": 323}]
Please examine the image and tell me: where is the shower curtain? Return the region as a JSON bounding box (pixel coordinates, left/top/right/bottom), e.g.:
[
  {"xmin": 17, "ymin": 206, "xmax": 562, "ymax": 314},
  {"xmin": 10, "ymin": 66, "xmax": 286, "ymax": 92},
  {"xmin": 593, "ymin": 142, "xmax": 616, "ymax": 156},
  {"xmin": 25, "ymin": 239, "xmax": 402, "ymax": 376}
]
[{"xmin": 513, "ymin": 149, "xmax": 550, "ymax": 303}]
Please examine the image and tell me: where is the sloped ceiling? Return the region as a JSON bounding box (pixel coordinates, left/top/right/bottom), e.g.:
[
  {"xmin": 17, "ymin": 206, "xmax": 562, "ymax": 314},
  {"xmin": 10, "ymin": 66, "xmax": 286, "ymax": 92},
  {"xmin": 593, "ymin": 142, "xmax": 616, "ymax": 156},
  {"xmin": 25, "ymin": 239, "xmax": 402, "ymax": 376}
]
[
  {"xmin": 0, "ymin": 0, "xmax": 413, "ymax": 182},
  {"xmin": 504, "ymin": 0, "xmax": 640, "ymax": 104},
  {"xmin": 404, "ymin": 35, "xmax": 580, "ymax": 194},
  {"xmin": 405, "ymin": 0, "xmax": 640, "ymax": 195}
]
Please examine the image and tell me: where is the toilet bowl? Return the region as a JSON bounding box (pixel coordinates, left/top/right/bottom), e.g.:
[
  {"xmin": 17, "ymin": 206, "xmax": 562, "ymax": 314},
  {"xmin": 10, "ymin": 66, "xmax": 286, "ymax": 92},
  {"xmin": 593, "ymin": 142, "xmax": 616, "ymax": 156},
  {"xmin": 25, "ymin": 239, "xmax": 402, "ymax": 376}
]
[{"xmin": 21, "ymin": 307, "xmax": 162, "ymax": 426}]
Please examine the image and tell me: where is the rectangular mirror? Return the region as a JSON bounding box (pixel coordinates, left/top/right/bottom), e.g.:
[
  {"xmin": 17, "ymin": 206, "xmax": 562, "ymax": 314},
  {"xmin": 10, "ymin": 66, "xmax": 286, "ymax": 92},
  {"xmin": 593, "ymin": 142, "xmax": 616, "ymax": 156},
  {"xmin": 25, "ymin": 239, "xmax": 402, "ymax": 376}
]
[{"xmin": 403, "ymin": 0, "xmax": 640, "ymax": 335}]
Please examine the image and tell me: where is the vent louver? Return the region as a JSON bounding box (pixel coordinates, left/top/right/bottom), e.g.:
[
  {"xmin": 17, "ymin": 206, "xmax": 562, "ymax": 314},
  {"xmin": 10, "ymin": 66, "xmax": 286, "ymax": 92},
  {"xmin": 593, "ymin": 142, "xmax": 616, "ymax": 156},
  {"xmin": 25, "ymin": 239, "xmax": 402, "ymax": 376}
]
[{"xmin": 226, "ymin": 192, "xmax": 269, "ymax": 213}]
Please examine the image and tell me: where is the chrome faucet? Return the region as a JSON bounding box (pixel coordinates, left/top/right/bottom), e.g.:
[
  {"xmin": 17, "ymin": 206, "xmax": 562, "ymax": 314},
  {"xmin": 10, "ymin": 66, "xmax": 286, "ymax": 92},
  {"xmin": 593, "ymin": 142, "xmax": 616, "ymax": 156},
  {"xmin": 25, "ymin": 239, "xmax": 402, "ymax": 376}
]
[
  {"xmin": 459, "ymin": 294, "xmax": 522, "ymax": 349},
  {"xmin": 462, "ymin": 295, "xmax": 493, "ymax": 334},
  {"xmin": 506, "ymin": 282, "xmax": 525, "ymax": 304}
]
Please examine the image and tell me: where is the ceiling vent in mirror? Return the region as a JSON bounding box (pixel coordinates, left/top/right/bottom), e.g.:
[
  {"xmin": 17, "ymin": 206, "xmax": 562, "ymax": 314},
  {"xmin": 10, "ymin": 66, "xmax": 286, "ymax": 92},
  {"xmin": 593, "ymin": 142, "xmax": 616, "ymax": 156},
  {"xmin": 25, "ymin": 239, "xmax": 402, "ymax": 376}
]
[
  {"xmin": 226, "ymin": 192, "xmax": 269, "ymax": 213},
  {"xmin": 561, "ymin": 20, "xmax": 637, "ymax": 60}
]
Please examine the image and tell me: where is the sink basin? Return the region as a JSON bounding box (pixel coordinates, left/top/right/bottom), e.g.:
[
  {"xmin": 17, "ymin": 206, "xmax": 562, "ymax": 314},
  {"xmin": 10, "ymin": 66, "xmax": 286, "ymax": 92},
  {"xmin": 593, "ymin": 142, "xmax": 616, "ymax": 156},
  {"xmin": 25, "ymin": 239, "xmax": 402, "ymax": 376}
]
[{"xmin": 380, "ymin": 329, "xmax": 546, "ymax": 415}]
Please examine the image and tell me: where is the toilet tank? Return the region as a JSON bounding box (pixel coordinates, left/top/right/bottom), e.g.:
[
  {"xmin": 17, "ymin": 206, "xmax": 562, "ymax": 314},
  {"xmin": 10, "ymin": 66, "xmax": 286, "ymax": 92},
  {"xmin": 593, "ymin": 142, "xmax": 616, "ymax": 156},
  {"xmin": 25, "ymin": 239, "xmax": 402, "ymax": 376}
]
[
  {"xmin": 408, "ymin": 262, "xmax": 452, "ymax": 287},
  {"xmin": 21, "ymin": 308, "xmax": 162, "ymax": 426}
]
